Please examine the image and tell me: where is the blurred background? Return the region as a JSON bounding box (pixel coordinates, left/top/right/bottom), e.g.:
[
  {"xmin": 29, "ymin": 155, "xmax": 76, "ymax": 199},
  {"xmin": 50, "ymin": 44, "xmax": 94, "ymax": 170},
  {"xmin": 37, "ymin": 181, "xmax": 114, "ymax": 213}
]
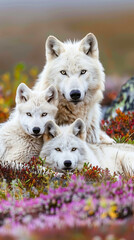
[{"xmin": 0, "ymin": 0, "xmax": 134, "ymax": 120}]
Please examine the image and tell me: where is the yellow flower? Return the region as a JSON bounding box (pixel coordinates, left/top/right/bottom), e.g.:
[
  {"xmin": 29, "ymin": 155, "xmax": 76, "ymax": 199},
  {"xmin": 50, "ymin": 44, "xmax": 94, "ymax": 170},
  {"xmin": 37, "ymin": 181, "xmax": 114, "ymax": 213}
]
[
  {"xmin": 108, "ymin": 205, "xmax": 118, "ymax": 219},
  {"xmin": 1, "ymin": 73, "xmax": 10, "ymax": 82},
  {"xmin": 88, "ymin": 209, "xmax": 94, "ymax": 215},
  {"xmin": 3, "ymin": 108, "xmax": 9, "ymax": 113},
  {"xmin": 0, "ymin": 98, "xmax": 4, "ymax": 104},
  {"xmin": 108, "ymin": 210, "xmax": 117, "ymax": 219}
]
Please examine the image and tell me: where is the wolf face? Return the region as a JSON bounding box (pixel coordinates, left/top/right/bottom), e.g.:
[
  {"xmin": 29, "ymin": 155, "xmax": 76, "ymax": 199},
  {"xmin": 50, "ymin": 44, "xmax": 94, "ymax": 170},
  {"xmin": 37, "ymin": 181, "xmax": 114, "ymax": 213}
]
[
  {"xmin": 43, "ymin": 33, "xmax": 105, "ymax": 104},
  {"xmin": 34, "ymin": 33, "xmax": 113, "ymax": 144},
  {"xmin": 15, "ymin": 83, "xmax": 58, "ymax": 138},
  {"xmin": 40, "ymin": 119, "xmax": 99, "ymax": 172}
]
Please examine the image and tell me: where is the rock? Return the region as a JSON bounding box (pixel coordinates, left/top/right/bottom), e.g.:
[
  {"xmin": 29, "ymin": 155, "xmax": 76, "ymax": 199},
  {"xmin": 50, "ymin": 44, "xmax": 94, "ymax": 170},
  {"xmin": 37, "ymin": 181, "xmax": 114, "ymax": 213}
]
[{"xmin": 104, "ymin": 76, "xmax": 134, "ymax": 119}]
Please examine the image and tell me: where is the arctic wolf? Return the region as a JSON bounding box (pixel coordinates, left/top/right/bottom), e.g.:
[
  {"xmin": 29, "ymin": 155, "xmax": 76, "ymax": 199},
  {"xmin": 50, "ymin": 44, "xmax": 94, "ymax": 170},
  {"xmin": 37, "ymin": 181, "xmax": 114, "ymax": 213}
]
[
  {"xmin": 40, "ymin": 118, "xmax": 100, "ymax": 172},
  {"xmin": 34, "ymin": 33, "xmax": 112, "ymax": 144},
  {"xmin": 0, "ymin": 83, "xmax": 58, "ymax": 164},
  {"xmin": 40, "ymin": 119, "xmax": 134, "ymax": 175}
]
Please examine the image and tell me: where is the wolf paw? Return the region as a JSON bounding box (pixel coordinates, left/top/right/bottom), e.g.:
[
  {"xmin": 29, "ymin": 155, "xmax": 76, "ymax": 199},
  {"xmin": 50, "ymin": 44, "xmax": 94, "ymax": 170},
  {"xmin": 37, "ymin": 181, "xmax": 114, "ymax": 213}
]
[{"xmin": 99, "ymin": 130, "xmax": 116, "ymax": 144}]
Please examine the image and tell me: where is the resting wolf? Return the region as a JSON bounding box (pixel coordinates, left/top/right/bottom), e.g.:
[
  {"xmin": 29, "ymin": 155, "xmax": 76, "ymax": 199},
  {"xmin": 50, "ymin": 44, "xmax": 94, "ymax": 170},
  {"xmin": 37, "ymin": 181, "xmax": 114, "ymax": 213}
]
[
  {"xmin": 34, "ymin": 33, "xmax": 113, "ymax": 144},
  {"xmin": 40, "ymin": 119, "xmax": 134, "ymax": 175},
  {"xmin": 0, "ymin": 83, "xmax": 58, "ymax": 164}
]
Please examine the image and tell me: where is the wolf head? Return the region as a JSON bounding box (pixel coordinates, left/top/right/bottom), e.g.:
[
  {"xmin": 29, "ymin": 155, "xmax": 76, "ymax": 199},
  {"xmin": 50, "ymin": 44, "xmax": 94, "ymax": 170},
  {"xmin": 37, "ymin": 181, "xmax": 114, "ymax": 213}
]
[
  {"xmin": 42, "ymin": 33, "xmax": 105, "ymax": 104},
  {"xmin": 15, "ymin": 83, "xmax": 58, "ymax": 138},
  {"xmin": 40, "ymin": 118, "xmax": 93, "ymax": 172}
]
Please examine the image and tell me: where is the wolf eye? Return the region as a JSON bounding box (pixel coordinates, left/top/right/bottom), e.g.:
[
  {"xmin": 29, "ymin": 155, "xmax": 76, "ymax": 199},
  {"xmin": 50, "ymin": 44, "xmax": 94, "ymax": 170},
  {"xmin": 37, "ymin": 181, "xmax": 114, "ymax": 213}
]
[
  {"xmin": 26, "ymin": 112, "xmax": 32, "ymax": 117},
  {"xmin": 55, "ymin": 148, "xmax": 61, "ymax": 152},
  {"xmin": 41, "ymin": 113, "xmax": 47, "ymax": 117},
  {"xmin": 71, "ymin": 148, "xmax": 77, "ymax": 151},
  {"xmin": 80, "ymin": 70, "xmax": 87, "ymax": 75},
  {"xmin": 60, "ymin": 70, "xmax": 67, "ymax": 75}
]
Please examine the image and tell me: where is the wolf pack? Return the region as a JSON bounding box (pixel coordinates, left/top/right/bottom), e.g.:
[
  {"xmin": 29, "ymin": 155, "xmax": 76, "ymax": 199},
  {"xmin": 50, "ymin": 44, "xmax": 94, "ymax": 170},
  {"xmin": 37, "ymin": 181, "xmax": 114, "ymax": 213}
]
[{"xmin": 0, "ymin": 33, "xmax": 134, "ymax": 175}]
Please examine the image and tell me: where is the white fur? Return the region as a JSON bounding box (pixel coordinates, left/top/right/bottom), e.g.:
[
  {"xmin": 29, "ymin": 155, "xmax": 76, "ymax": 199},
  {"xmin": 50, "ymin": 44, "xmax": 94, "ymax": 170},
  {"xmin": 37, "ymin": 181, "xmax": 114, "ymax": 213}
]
[
  {"xmin": 0, "ymin": 83, "xmax": 58, "ymax": 164},
  {"xmin": 40, "ymin": 119, "xmax": 100, "ymax": 173},
  {"xmin": 34, "ymin": 33, "xmax": 113, "ymax": 143},
  {"xmin": 88, "ymin": 143, "xmax": 134, "ymax": 175},
  {"xmin": 40, "ymin": 119, "xmax": 134, "ymax": 175}
]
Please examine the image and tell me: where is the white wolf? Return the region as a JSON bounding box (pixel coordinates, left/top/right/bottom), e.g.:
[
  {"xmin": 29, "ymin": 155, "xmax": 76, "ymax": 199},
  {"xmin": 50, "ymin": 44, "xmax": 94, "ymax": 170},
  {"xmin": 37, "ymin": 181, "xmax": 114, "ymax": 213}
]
[
  {"xmin": 0, "ymin": 83, "xmax": 58, "ymax": 164},
  {"xmin": 34, "ymin": 33, "xmax": 113, "ymax": 144},
  {"xmin": 40, "ymin": 119, "xmax": 134, "ymax": 175}
]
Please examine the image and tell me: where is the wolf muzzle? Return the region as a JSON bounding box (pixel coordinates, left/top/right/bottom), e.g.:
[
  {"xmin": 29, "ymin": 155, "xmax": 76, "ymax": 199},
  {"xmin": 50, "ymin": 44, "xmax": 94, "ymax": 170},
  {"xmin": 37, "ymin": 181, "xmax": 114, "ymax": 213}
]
[{"xmin": 70, "ymin": 90, "xmax": 81, "ymax": 101}]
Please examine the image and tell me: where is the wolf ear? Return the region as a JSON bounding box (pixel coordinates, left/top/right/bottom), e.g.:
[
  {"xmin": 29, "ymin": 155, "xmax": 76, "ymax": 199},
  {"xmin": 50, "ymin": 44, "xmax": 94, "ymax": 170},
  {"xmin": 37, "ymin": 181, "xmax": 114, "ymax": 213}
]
[
  {"xmin": 16, "ymin": 83, "xmax": 31, "ymax": 104},
  {"xmin": 79, "ymin": 33, "xmax": 99, "ymax": 59},
  {"xmin": 71, "ymin": 118, "xmax": 86, "ymax": 140},
  {"xmin": 43, "ymin": 120, "xmax": 60, "ymax": 142},
  {"xmin": 46, "ymin": 35, "xmax": 65, "ymax": 61},
  {"xmin": 44, "ymin": 85, "xmax": 58, "ymax": 106}
]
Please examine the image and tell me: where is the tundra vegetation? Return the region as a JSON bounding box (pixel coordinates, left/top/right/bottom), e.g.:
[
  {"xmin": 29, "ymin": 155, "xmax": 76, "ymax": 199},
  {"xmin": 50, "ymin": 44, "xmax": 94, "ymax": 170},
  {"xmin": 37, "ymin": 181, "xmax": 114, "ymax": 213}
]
[{"xmin": 0, "ymin": 63, "xmax": 134, "ymax": 240}]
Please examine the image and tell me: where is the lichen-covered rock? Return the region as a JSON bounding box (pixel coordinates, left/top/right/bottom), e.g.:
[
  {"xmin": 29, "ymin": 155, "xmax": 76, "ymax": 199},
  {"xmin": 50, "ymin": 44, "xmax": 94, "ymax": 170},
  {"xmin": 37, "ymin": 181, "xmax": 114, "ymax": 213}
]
[{"xmin": 104, "ymin": 76, "xmax": 134, "ymax": 119}]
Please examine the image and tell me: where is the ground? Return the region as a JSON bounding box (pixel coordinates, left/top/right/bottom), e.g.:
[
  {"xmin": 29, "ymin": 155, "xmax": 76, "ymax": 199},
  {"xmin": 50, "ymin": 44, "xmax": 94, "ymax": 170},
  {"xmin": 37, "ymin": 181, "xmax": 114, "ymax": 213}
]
[{"xmin": 0, "ymin": 65, "xmax": 134, "ymax": 240}]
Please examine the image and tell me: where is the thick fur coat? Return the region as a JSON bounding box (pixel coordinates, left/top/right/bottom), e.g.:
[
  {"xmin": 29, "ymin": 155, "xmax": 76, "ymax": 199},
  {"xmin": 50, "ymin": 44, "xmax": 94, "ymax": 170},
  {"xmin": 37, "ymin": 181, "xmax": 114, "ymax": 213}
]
[
  {"xmin": 34, "ymin": 33, "xmax": 112, "ymax": 143},
  {"xmin": 40, "ymin": 119, "xmax": 134, "ymax": 175},
  {"xmin": 0, "ymin": 83, "xmax": 58, "ymax": 164}
]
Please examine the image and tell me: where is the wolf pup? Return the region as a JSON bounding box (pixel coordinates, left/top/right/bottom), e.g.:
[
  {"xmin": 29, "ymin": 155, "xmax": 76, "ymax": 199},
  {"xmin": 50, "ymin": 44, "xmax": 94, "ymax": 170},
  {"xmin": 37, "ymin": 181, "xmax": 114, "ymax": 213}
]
[
  {"xmin": 40, "ymin": 119, "xmax": 100, "ymax": 172},
  {"xmin": 40, "ymin": 119, "xmax": 134, "ymax": 175},
  {"xmin": 0, "ymin": 83, "xmax": 58, "ymax": 164},
  {"xmin": 34, "ymin": 33, "xmax": 113, "ymax": 144}
]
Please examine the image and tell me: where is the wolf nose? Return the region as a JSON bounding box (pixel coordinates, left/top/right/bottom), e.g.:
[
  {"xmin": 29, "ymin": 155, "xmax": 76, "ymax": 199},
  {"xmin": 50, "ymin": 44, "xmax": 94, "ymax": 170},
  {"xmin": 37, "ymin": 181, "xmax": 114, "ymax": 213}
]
[
  {"xmin": 64, "ymin": 160, "xmax": 72, "ymax": 168},
  {"xmin": 70, "ymin": 90, "xmax": 81, "ymax": 100},
  {"xmin": 33, "ymin": 127, "xmax": 40, "ymax": 134}
]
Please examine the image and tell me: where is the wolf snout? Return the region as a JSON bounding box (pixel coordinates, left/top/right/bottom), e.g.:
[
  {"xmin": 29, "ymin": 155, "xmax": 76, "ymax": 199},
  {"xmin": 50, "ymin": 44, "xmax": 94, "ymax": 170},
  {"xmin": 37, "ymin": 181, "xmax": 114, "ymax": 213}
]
[
  {"xmin": 32, "ymin": 127, "xmax": 41, "ymax": 135},
  {"xmin": 64, "ymin": 160, "xmax": 72, "ymax": 168},
  {"xmin": 70, "ymin": 90, "xmax": 81, "ymax": 101}
]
